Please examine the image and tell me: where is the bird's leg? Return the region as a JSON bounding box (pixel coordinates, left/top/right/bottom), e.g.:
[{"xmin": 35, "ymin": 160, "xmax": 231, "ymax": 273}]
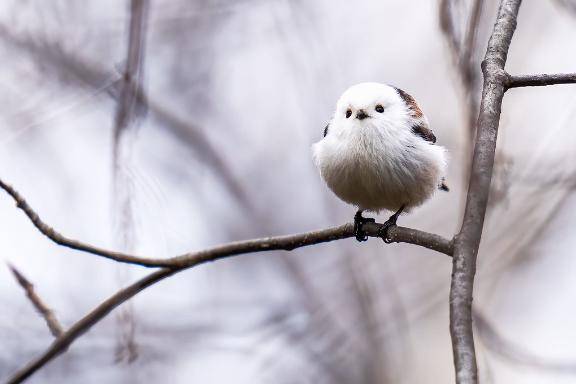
[
  {"xmin": 379, "ymin": 205, "xmax": 405, "ymax": 243},
  {"xmin": 354, "ymin": 210, "xmax": 375, "ymax": 242}
]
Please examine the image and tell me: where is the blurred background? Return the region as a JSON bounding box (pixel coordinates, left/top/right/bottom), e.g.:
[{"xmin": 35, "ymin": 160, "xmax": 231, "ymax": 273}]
[{"xmin": 0, "ymin": 0, "xmax": 575, "ymax": 383}]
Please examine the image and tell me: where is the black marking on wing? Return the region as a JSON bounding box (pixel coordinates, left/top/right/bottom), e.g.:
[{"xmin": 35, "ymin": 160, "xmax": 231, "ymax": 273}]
[
  {"xmin": 323, "ymin": 123, "xmax": 329, "ymax": 137},
  {"xmin": 439, "ymin": 178, "xmax": 450, "ymax": 192},
  {"xmin": 411, "ymin": 123, "xmax": 436, "ymax": 143}
]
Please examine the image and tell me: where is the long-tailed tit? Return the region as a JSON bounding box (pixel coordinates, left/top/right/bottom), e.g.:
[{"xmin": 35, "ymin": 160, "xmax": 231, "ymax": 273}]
[{"xmin": 312, "ymin": 82, "xmax": 449, "ymax": 241}]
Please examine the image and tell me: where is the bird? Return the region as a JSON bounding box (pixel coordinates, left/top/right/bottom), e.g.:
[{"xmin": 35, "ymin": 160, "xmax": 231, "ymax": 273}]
[{"xmin": 312, "ymin": 82, "xmax": 448, "ymax": 242}]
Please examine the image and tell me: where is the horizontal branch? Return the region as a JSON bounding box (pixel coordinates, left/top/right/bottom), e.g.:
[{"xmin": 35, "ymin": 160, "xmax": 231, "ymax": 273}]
[
  {"xmin": 0, "ymin": 178, "xmax": 453, "ymax": 271},
  {"xmin": 8, "ymin": 263, "xmax": 64, "ymax": 338},
  {"xmin": 169, "ymin": 223, "xmax": 453, "ymax": 268},
  {"xmin": 6, "ymin": 223, "xmax": 454, "ymax": 383},
  {"xmin": 2, "ymin": 175, "xmax": 453, "ymax": 383},
  {"xmin": 508, "ymin": 73, "xmax": 576, "ymax": 88}
]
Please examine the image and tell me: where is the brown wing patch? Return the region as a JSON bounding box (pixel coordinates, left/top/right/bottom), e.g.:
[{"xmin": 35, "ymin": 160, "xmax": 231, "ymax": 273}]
[
  {"xmin": 411, "ymin": 123, "xmax": 436, "ymax": 143},
  {"xmin": 395, "ymin": 87, "xmax": 424, "ymax": 118}
]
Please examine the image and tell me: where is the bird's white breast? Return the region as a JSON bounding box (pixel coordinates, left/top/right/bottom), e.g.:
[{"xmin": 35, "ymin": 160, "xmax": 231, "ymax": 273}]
[{"xmin": 313, "ymin": 119, "xmax": 446, "ymax": 213}]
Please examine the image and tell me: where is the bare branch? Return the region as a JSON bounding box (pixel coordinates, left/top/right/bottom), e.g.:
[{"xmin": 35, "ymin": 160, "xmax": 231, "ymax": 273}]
[
  {"xmin": 1, "ymin": 174, "xmax": 452, "ymax": 383},
  {"xmin": 0, "ymin": 178, "xmax": 172, "ymax": 267},
  {"xmin": 449, "ymin": 1, "xmax": 522, "ymax": 383},
  {"xmin": 169, "ymin": 223, "xmax": 453, "ymax": 269},
  {"xmin": 112, "ymin": 0, "xmax": 148, "ymax": 149},
  {"xmin": 439, "ymin": 0, "xmax": 486, "ymax": 189},
  {"xmin": 5, "ymin": 222, "xmax": 453, "ymax": 383},
  {"xmin": 508, "ymin": 73, "xmax": 576, "ymax": 88},
  {"xmin": 0, "ymin": 177, "xmax": 453, "ymax": 270},
  {"xmin": 439, "ymin": 0, "xmax": 486, "ymax": 131},
  {"xmin": 112, "ymin": 0, "xmax": 149, "ymax": 363},
  {"xmin": 6, "ymin": 269, "xmax": 173, "ymax": 384},
  {"xmin": 7, "ymin": 264, "xmax": 64, "ymax": 338},
  {"xmin": 463, "ymin": 0, "xmax": 485, "ymax": 65}
]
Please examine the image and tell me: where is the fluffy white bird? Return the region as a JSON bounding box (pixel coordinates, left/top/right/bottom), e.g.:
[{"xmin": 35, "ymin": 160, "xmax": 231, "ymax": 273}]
[{"xmin": 312, "ymin": 82, "xmax": 448, "ymax": 241}]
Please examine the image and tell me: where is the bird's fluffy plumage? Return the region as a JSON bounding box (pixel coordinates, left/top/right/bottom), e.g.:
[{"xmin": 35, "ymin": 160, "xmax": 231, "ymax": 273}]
[{"xmin": 312, "ymin": 82, "xmax": 447, "ymax": 213}]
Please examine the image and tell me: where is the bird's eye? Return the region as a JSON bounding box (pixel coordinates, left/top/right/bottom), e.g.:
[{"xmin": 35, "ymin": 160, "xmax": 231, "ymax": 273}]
[
  {"xmin": 375, "ymin": 104, "xmax": 384, "ymax": 113},
  {"xmin": 345, "ymin": 109, "xmax": 352, "ymax": 118}
]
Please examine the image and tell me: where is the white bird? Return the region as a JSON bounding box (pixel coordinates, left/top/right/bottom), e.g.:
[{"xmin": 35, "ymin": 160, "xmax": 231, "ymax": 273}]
[{"xmin": 312, "ymin": 82, "xmax": 448, "ymax": 241}]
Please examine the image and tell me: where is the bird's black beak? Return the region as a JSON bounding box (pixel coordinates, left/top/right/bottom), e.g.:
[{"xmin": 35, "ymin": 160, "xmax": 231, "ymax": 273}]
[{"xmin": 356, "ymin": 109, "xmax": 369, "ymax": 120}]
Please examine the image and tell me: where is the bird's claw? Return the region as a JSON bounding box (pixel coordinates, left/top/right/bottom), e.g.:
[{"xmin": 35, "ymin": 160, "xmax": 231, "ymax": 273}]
[
  {"xmin": 378, "ymin": 205, "xmax": 405, "ymax": 243},
  {"xmin": 378, "ymin": 220, "xmax": 397, "ymax": 243},
  {"xmin": 354, "ymin": 211, "xmax": 375, "ymax": 242}
]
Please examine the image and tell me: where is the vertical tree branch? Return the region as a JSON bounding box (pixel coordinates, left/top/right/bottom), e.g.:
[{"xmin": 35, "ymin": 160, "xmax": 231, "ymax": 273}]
[
  {"xmin": 113, "ymin": 0, "xmax": 148, "ymax": 149},
  {"xmin": 449, "ymin": 1, "xmax": 522, "ymax": 383},
  {"xmin": 439, "ymin": 0, "xmax": 486, "ymax": 146},
  {"xmin": 112, "ymin": 0, "xmax": 149, "ymax": 364}
]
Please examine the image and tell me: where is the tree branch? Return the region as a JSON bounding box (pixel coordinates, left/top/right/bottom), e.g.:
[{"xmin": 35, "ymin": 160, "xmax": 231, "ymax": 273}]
[
  {"xmin": 508, "ymin": 73, "xmax": 576, "ymax": 88},
  {"xmin": 1, "ymin": 172, "xmax": 453, "ymax": 384},
  {"xmin": 0, "ymin": 178, "xmax": 172, "ymax": 268},
  {"xmin": 112, "ymin": 0, "xmax": 147, "ymax": 148},
  {"xmin": 5, "ymin": 224, "xmax": 452, "ymax": 384},
  {"xmin": 0, "ymin": 177, "xmax": 453, "ymax": 271},
  {"xmin": 449, "ymin": 1, "xmax": 522, "ymax": 383},
  {"xmin": 6, "ymin": 269, "xmax": 173, "ymax": 384},
  {"xmin": 7, "ymin": 264, "xmax": 64, "ymax": 338}
]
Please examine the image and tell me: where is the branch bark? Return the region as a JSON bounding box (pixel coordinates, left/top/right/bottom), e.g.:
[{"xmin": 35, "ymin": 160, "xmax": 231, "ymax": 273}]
[
  {"xmin": 6, "ymin": 269, "xmax": 173, "ymax": 384},
  {"xmin": 449, "ymin": 0, "xmax": 522, "ymax": 383},
  {"xmin": 8, "ymin": 264, "xmax": 64, "ymax": 338},
  {"xmin": 0, "ymin": 178, "xmax": 172, "ymax": 267},
  {"xmin": 112, "ymin": 0, "xmax": 147, "ymax": 149},
  {"xmin": 0, "ymin": 178, "xmax": 453, "ymax": 270},
  {"xmin": 4, "ymin": 223, "xmax": 452, "ymax": 384},
  {"xmin": 2, "ymin": 176, "xmax": 453, "ymax": 383},
  {"xmin": 508, "ymin": 73, "xmax": 576, "ymax": 88}
]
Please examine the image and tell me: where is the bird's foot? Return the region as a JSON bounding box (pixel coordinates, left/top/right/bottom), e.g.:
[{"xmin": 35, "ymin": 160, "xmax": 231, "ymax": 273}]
[
  {"xmin": 378, "ymin": 205, "xmax": 405, "ymax": 244},
  {"xmin": 354, "ymin": 210, "xmax": 375, "ymax": 242}
]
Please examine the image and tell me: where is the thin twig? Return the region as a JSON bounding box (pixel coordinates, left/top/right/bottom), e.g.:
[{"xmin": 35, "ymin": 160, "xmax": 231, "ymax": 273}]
[
  {"xmin": 449, "ymin": 1, "xmax": 522, "ymax": 383},
  {"xmin": 6, "ymin": 269, "xmax": 173, "ymax": 384},
  {"xmin": 0, "ymin": 178, "xmax": 171, "ymax": 267},
  {"xmin": 508, "ymin": 73, "xmax": 576, "ymax": 88},
  {"xmin": 7, "ymin": 264, "xmax": 64, "ymax": 338}
]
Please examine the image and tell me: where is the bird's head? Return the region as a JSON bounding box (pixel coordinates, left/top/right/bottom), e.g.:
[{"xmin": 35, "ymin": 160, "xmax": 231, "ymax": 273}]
[{"xmin": 333, "ymin": 82, "xmax": 411, "ymax": 131}]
